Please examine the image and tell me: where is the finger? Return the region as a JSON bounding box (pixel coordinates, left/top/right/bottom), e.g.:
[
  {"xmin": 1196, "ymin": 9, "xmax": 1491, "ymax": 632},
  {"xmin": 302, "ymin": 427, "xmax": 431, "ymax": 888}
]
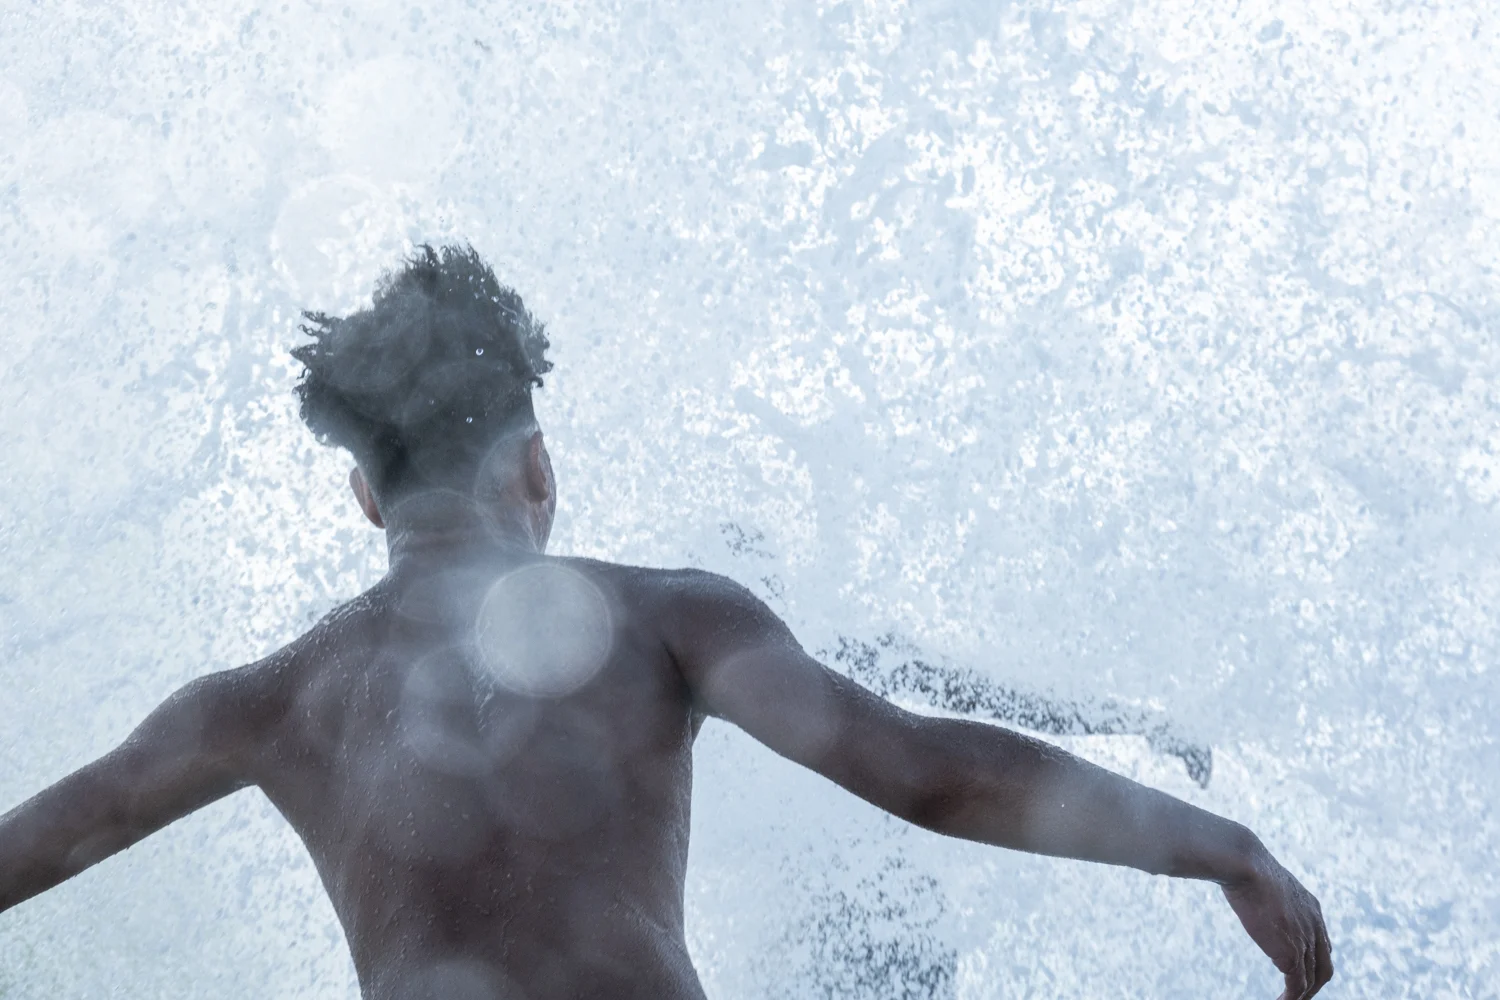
[
  {"xmin": 1299, "ymin": 929, "xmax": 1319, "ymax": 1000},
  {"xmin": 1313, "ymin": 922, "xmax": 1335, "ymax": 992},
  {"xmin": 1267, "ymin": 919, "xmax": 1305, "ymax": 1000},
  {"xmin": 1278, "ymin": 928, "xmax": 1311, "ymax": 1000},
  {"xmin": 1281, "ymin": 964, "xmax": 1309, "ymax": 1000}
]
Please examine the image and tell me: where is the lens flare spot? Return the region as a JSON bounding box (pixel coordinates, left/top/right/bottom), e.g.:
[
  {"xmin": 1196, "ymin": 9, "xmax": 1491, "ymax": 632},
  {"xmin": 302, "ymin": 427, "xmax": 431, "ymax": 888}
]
[
  {"xmin": 396, "ymin": 647, "xmax": 487, "ymax": 776},
  {"xmin": 396, "ymin": 957, "xmax": 517, "ymax": 1000},
  {"xmin": 474, "ymin": 562, "xmax": 613, "ymax": 698}
]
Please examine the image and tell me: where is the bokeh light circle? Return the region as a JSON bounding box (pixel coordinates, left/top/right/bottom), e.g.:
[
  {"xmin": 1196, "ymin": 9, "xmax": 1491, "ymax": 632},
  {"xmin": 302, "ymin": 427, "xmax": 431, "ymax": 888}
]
[{"xmin": 473, "ymin": 561, "xmax": 613, "ymax": 698}]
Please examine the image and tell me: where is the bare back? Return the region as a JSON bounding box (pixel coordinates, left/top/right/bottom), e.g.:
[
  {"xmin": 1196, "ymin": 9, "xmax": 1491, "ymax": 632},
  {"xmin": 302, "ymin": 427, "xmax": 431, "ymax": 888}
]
[{"xmin": 250, "ymin": 555, "xmax": 706, "ymax": 1000}]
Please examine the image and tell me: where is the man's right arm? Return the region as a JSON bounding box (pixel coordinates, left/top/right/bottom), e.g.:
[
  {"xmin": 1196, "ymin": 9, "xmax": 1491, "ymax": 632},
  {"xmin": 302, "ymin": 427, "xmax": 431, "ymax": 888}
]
[
  {"xmin": 0, "ymin": 660, "xmax": 285, "ymax": 916},
  {"xmin": 658, "ymin": 568, "xmax": 1333, "ymax": 999}
]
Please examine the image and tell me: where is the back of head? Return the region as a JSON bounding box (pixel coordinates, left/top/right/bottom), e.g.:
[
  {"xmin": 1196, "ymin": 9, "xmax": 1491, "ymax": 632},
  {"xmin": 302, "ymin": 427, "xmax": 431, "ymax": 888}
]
[{"xmin": 291, "ymin": 244, "xmax": 553, "ymax": 502}]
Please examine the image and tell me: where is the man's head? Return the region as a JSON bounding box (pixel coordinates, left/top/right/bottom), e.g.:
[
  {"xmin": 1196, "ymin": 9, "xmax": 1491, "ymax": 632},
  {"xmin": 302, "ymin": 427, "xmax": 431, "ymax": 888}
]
[{"xmin": 292, "ymin": 244, "xmax": 555, "ymax": 546}]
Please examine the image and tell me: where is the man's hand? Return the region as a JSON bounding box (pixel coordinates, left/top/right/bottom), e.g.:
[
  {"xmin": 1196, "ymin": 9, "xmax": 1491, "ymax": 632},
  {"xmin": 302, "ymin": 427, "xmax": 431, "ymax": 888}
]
[{"xmin": 1220, "ymin": 845, "xmax": 1334, "ymax": 999}]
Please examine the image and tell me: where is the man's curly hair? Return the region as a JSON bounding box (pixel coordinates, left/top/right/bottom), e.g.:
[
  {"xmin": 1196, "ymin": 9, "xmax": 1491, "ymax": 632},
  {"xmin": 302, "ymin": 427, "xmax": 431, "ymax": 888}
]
[{"xmin": 291, "ymin": 244, "xmax": 553, "ymax": 499}]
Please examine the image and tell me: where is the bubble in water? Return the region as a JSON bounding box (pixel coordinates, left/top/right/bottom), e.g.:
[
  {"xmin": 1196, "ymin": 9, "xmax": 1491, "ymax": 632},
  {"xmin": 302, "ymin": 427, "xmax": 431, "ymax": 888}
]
[
  {"xmin": 316, "ymin": 56, "xmax": 464, "ymax": 183},
  {"xmin": 0, "ymin": 77, "xmax": 28, "ymax": 146},
  {"xmin": 270, "ymin": 174, "xmax": 407, "ymax": 308},
  {"xmin": 474, "ymin": 562, "xmax": 614, "ymax": 697},
  {"xmin": 17, "ymin": 112, "xmax": 163, "ymax": 257}
]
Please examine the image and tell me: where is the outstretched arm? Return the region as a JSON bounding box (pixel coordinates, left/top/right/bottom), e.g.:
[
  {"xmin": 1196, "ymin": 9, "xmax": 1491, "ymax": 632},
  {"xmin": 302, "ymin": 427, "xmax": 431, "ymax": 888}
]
[
  {"xmin": 0, "ymin": 664, "xmax": 281, "ymax": 915},
  {"xmin": 661, "ymin": 569, "xmax": 1333, "ymax": 1000}
]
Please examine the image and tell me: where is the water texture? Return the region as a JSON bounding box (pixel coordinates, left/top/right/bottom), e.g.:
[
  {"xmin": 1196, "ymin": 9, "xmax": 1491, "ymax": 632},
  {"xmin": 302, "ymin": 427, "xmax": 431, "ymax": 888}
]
[{"xmin": 0, "ymin": 1, "xmax": 1495, "ymax": 997}]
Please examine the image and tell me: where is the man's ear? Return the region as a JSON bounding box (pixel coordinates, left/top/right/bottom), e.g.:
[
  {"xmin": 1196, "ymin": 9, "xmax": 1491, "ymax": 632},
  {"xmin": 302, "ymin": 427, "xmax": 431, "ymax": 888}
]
[
  {"xmin": 524, "ymin": 431, "xmax": 553, "ymax": 503},
  {"xmin": 349, "ymin": 467, "xmax": 385, "ymax": 529}
]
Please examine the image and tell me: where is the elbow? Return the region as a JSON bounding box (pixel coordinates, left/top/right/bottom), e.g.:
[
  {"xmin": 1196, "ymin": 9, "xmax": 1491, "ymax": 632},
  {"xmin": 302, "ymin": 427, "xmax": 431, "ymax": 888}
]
[
  {"xmin": 898, "ymin": 779, "xmax": 976, "ymax": 834},
  {"xmin": 876, "ymin": 717, "xmax": 1008, "ymax": 841},
  {"xmin": 841, "ymin": 710, "xmax": 990, "ymax": 837},
  {"xmin": 881, "ymin": 728, "xmax": 983, "ymax": 834}
]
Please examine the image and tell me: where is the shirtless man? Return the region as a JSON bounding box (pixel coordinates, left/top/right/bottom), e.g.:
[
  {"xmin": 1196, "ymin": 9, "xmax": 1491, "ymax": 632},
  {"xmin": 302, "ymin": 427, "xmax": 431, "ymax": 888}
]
[{"xmin": 0, "ymin": 245, "xmax": 1333, "ymax": 999}]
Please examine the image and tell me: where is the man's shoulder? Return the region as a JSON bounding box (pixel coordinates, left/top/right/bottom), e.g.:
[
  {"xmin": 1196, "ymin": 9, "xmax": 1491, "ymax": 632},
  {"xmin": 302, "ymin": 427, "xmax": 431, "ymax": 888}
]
[
  {"xmin": 212, "ymin": 589, "xmax": 387, "ymax": 710},
  {"xmin": 551, "ymin": 557, "xmax": 746, "ymax": 614},
  {"xmin": 554, "ymin": 559, "xmax": 788, "ymax": 663}
]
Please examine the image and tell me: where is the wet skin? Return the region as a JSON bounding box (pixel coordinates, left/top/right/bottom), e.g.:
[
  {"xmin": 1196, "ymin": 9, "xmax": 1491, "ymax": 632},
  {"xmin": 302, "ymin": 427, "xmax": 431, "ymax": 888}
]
[
  {"xmin": 235, "ymin": 553, "xmax": 731, "ymax": 999},
  {"xmin": 0, "ymin": 433, "xmax": 1333, "ymax": 999}
]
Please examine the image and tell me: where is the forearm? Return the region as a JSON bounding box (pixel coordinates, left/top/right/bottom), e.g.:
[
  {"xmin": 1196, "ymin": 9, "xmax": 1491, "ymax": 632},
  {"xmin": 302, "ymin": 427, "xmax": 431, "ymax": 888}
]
[{"xmin": 909, "ymin": 717, "xmax": 1260, "ymax": 883}]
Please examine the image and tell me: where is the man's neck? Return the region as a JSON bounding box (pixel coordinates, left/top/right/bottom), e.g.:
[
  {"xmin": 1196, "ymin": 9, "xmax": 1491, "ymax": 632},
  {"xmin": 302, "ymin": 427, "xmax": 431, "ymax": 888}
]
[{"xmin": 381, "ymin": 490, "xmax": 545, "ymax": 577}]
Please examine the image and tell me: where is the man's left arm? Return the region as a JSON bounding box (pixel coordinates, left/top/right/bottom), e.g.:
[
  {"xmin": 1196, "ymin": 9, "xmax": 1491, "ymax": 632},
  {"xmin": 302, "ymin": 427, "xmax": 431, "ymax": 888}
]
[{"xmin": 0, "ymin": 661, "xmax": 284, "ymax": 915}]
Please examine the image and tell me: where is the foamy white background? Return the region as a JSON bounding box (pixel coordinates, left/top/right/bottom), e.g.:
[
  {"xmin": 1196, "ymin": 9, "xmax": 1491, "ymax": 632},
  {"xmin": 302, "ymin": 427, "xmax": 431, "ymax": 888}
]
[{"xmin": 0, "ymin": 0, "xmax": 1496, "ymax": 996}]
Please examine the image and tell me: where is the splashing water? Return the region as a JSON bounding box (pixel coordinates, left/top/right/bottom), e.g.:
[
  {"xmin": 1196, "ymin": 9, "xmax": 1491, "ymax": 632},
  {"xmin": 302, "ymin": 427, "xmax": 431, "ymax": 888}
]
[{"xmin": 0, "ymin": 1, "xmax": 1496, "ymax": 998}]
